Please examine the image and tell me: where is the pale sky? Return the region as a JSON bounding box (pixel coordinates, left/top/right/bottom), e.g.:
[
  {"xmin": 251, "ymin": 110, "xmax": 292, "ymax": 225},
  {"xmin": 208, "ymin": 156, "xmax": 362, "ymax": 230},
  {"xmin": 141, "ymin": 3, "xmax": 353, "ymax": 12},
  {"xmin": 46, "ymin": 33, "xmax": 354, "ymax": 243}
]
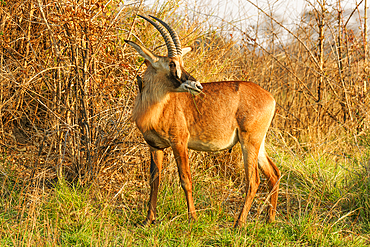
[
  {"xmin": 141, "ymin": 0, "xmax": 368, "ymax": 44},
  {"xmin": 143, "ymin": 0, "xmax": 366, "ymax": 25},
  {"xmin": 143, "ymin": 1, "xmax": 366, "ymax": 30}
]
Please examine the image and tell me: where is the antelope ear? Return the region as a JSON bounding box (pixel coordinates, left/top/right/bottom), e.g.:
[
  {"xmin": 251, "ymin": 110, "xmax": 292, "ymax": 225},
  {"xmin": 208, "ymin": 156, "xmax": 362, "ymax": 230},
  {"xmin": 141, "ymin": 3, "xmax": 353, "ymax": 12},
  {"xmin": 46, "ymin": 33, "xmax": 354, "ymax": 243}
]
[
  {"xmin": 181, "ymin": 47, "xmax": 192, "ymax": 56},
  {"xmin": 125, "ymin": 40, "xmax": 159, "ymax": 66}
]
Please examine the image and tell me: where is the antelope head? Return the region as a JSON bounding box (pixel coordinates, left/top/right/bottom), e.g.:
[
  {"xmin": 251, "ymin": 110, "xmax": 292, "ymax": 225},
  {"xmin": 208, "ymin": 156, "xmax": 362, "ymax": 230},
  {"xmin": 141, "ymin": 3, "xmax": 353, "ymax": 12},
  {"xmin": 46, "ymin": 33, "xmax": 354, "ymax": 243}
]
[{"xmin": 125, "ymin": 15, "xmax": 203, "ymax": 95}]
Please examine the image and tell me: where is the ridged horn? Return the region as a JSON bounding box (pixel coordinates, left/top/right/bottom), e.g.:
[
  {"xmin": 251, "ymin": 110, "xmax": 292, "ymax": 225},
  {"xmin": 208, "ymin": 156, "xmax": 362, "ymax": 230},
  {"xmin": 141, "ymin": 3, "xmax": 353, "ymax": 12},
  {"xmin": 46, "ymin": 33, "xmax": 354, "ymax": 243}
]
[
  {"xmin": 138, "ymin": 15, "xmax": 177, "ymax": 58},
  {"xmin": 149, "ymin": 15, "xmax": 182, "ymax": 56}
]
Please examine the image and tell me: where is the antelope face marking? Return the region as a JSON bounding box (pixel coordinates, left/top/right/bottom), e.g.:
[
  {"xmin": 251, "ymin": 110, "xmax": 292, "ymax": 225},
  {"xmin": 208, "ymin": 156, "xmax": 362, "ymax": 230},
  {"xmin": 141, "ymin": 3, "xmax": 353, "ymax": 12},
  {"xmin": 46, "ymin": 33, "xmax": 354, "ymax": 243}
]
[{"xmin": 167, "ymin": 57, "xmax": 203, "ymax": 94}]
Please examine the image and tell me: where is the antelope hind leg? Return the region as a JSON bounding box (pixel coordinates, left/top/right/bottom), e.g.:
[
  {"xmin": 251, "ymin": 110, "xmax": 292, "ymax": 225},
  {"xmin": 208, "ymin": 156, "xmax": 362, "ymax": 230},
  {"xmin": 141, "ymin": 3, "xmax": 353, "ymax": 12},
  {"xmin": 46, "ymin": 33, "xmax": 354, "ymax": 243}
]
[
  {"xmin": 258, "ymin": 152, "xmax": 281, "ymax": 223},
  {"xmin": 235, "ymin": 140, "xmax": 261, "ymax": 227}
]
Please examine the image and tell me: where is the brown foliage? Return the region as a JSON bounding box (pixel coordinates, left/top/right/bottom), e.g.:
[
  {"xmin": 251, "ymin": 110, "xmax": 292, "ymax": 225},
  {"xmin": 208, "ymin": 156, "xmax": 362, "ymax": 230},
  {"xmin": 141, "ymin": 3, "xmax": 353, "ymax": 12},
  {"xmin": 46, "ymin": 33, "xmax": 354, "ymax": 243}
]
[
  {"xmin": 0, "ymin": 0, "xmax": 369, "ymax": 190},
  {"xmin": 0, "ymin": 0, "xmax": 146, "ymax": 184}
]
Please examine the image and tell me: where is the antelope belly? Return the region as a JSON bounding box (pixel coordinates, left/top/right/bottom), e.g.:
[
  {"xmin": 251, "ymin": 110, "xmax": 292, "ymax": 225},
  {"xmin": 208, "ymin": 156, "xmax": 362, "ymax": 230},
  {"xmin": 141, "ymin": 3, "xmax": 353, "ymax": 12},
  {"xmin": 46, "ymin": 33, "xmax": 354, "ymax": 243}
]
[{"xmin": 188, "ymin": 129, "xmax": 239, "ymax": 152}]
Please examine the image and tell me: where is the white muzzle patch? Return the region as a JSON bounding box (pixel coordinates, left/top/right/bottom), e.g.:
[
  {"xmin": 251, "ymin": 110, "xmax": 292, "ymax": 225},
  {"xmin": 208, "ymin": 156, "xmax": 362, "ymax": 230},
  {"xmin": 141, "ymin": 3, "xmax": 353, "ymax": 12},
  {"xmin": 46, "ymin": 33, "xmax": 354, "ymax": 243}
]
[{"xmin": 180, "ymin": 80, "xmax": 203, "ymax": 94}]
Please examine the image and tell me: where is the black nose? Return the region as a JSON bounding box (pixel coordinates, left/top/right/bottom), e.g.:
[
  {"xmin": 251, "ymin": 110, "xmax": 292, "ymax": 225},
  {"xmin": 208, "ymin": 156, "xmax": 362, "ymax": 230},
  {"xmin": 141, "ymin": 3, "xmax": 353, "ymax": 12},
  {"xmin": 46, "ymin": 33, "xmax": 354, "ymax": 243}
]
[{"xmin": 197, "ymin": 84, "xmax": 203, "ymax": 90}]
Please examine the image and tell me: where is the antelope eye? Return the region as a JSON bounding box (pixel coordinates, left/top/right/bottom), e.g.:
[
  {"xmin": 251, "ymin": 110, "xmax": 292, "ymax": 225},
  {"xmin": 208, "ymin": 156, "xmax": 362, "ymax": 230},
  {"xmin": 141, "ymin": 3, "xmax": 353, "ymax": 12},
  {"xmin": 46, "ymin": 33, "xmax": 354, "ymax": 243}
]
[{"xmin": 169, "ymin": 61, "xmax": 180, "ymax": 80}]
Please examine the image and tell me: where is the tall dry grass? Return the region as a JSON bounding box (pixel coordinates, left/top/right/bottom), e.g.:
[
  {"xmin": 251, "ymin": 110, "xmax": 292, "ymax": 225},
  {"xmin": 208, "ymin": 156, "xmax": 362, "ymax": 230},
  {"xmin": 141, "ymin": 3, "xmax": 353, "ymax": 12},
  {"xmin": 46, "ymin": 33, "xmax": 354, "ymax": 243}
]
[{"xmin": 1, "ymin": 0, "xmax": 145, "ymax": 184}]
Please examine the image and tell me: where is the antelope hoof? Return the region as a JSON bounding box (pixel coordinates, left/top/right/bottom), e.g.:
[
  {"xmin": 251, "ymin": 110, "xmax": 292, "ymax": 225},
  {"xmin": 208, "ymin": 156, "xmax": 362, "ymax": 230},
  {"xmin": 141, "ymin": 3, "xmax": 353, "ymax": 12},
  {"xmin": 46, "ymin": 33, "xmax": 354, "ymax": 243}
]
[
  {"xmin": 188, "ymin": 215, "xmax": 198, "ymax": 223},
  {"xmin": 234, "ymin": 220, "xmax": 245, "ymax": 228},
  {"xmin": 266, "ymin": 215, "xmax": 276, "ymax": 224},
  {"xmin": 141, "ymin": 218, "xmax": 156, "ymax": 227}
]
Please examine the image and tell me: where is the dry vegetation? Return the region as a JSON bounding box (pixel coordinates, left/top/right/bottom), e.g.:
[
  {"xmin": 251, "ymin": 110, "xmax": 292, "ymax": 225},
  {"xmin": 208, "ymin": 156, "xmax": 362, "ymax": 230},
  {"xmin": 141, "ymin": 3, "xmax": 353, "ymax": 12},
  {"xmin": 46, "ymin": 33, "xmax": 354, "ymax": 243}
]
[{"xmin": 1, "ymin": 0, "xmax": 370, "ymax": 245}]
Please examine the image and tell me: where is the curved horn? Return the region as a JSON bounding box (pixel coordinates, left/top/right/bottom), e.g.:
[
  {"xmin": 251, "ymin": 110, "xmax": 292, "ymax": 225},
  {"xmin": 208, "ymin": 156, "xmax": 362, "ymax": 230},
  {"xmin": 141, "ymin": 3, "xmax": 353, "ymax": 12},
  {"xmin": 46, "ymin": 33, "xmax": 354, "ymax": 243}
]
[
  {"xmin": 138, "ymin": 15, "xmax": 177, "ymax": 57},
  {"xmin": 149, "ymin": 15, "xmax": 182, "ymax": 56}
]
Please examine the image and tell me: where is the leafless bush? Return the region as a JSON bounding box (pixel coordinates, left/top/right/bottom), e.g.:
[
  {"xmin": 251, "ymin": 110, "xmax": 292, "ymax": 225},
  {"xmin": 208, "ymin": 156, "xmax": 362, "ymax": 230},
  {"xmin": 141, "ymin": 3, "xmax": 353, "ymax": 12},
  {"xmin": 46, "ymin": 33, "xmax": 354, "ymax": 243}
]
[
  {"xmin": 1, "ymin": 0, "xmax": 369, "ymax": 191},
  {"xmin": 0, "ymin": 0, "xmax": 148, "ymax": 185}
]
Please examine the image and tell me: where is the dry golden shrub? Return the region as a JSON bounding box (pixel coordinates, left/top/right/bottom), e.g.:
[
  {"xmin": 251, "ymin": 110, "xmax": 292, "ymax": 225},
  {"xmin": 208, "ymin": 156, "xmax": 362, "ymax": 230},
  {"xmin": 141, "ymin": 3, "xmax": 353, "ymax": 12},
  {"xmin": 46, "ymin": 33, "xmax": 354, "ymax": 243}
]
[{"xmin": 0, "ymin": 0, "xmax": 369, "ymax": 194}]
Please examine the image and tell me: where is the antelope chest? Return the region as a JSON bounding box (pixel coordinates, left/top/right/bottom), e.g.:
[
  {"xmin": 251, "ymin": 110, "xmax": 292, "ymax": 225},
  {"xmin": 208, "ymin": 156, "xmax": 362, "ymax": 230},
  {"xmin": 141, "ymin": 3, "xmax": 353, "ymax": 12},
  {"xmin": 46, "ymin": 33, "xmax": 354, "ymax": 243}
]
[
  {"xmin": 141, "ymin": 128, "xmax": 171, "ymax": 150},
  {"xmin": 135, "ymin": 112, "xmax": 172, "ymax": 150},
  {"xmin": 134, "ymin": 95, "xmax": 177, "ymax": 149}
]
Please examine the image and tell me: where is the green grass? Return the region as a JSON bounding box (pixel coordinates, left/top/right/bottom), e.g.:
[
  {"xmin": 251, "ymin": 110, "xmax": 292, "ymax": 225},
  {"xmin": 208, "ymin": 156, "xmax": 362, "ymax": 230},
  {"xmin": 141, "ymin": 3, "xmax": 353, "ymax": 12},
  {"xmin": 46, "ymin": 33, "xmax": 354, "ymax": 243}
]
[{"xmin": 1, "ymin": 143, "xmax": 370, "ymax": 246}]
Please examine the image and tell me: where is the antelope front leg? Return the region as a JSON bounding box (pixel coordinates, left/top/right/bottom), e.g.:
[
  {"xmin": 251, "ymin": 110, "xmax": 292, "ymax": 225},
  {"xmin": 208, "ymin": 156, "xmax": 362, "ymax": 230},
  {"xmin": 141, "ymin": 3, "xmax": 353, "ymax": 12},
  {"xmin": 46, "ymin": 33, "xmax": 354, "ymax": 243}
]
[
  {"xmin": 172, "ymin": 143, "xmax": 197, "ymax": 222},
  {"xmin": 144, "ymin": 147, "xmax": 164, "ymax": 225}
]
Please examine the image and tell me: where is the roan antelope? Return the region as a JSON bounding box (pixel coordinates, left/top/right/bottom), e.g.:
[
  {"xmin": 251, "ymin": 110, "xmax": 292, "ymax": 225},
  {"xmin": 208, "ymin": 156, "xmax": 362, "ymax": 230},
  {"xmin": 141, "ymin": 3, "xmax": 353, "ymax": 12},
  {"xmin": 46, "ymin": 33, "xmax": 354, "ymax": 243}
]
[{"xmin": 125, "ymin": 15, "xmax": 281, "ymax": 227}]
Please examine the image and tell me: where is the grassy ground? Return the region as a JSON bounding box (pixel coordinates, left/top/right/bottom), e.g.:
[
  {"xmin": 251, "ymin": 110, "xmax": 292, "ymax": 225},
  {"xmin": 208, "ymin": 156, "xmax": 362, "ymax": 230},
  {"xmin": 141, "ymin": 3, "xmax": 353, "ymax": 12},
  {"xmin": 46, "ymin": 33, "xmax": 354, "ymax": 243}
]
[{"xmin": 1, "ymin": 136, "xmax": 370, "ymax": 246}]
